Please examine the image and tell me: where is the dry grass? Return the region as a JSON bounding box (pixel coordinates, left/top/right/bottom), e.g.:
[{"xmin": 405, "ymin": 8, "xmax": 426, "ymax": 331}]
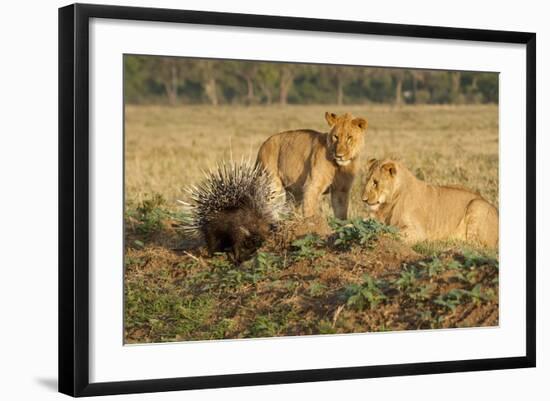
[{"xmin": 125, "ymin": 104, "xmax": 499, "ymax": 215}]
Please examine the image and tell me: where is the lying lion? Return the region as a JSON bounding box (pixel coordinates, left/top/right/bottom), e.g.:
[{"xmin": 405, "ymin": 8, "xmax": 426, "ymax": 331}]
[
  {"xmin": 256, "ymin": 112, "xmax": 368, "ymax": 219},
  {"xmin": 362, "ymin": 159, "xmax": 498, "ymax": 248}
]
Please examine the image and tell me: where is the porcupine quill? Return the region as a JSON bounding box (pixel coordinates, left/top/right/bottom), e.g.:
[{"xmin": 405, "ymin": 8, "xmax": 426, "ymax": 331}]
[{"xmin": 179, "ymin": 159, "xmax": 286, "ymax": 262}]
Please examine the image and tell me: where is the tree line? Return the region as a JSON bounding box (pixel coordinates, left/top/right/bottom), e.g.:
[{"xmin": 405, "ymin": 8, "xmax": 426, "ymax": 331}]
[{"xmin": 124, "ymin": 55, "xmax": 498, "ymax": 106}]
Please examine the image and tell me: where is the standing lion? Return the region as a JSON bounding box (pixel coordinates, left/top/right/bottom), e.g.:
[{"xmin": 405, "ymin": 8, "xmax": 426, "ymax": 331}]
[{"xmin": 256, "ymin": 112, "xmax": 368, "ymax": 219}]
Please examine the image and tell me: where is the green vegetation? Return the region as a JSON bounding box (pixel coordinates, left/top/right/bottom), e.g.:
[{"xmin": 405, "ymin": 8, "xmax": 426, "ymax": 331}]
[
  {"xmin": 343, "ymin": 274, "xmax": 387, "ymax": 310},
  {"xmin": 330, "ymin": 218, "xmax": 398, "ymax": 250},
  {"xmin": 125, "ymin": 194, "xmax": 189, "ymax": 240},
  {"xmin": 290, "ymin": 234, "xmax": 326, "ymax": 261},
  {"xmin": 124, "ymin": 55, "xmax": 498, "ymax": 106},
  {"xmin": 124, "ymin": 202, "xmax": 499, "ymax": 343}
]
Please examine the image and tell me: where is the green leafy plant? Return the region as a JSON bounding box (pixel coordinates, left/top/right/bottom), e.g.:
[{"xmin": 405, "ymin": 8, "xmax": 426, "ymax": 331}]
[
  {"xmin": 464, "ymin": 284, "xmax": 493, "ymax": 304},
  {"xmin": 254, "ymin": 252, "xmax": 282, "ymax": 272},
  {"xmin": 125, "ymin": 193, "xmax": 193, "ymax": 239},
  {"xmin": 435, "ymin": 282, "xmax": 493, "ymax": 311},
  {"xmin": 124, "ymin": 255, "xmax": 145, "ymax": 267},
  {"xmin": 291, "ymin": 234, "xmax": 325, "ymax": 261},
  {"xmin": 426, "ymin": 257, "xmax": 445, "ymax": 277},
  {"xmin": 308, "ymin": 281, "xmax": 328, "ymax": 297},
  {"xmin": 251, "ymin": 252, "xmax": 282, "ymax": 283},
  {"xmin": 317, "ymin": 320, "xmax": 337, "ymax": 334},
  {"xmin": 188, "ymin": 255, "xmax": 247, "ymax": 291},
  {"xmin": 408, "ymin": 284, "xmax": 435, "ymax": 302},
  {"xmin": 461, "ymin": 249, "xmax": 499, "ymax": 269},
  {"xmin": 434, "ymin": 288, "xmax": 467, "ymax": 311},
  {"xmin": 396, "ymin": 265, "xmax": 420, "ymax": 291},
  {"xmin": 247, "ymin": 315, "xmax": 279, "ymax": 338},
  {"xmin": 130, "ymin": 194, "xmax": 167, "ymax": 235},
  {"xmin": 417, "ymin": 310, "xmax": 445, "ymax": 329},
  {"xmin": 330, "ymin": 218, "xmax": 398, "ymax": 250},
  {"xmin": 344, "ymin": 274, "xmax": 387, "ymax": 310},
  {"xmin": 396, "ymin": 265, "xmax": 434, "ymax": 302}
]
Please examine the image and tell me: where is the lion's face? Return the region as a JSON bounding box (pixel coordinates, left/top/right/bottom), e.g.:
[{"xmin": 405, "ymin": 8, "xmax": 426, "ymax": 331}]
[
  {"xmin": 362, "ymin": 159, "xmax": 398, "ymax": 212},
  {"xmin": 325, "ymin": 112, "xmax": 368, "ymax": 167}
]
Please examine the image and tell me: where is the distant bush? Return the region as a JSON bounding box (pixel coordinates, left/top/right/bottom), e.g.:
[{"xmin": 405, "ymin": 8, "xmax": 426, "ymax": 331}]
[{"xmin": 124, "ymin": 55, "xmax": 498, "ymax": 106}]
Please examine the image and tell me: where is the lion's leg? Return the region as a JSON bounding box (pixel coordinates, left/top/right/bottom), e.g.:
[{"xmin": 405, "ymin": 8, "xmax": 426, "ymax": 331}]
[
  {"xmin": 397, "ymin": 219, "xmax": 427, "ymax": 244},
  {"xmin": 303, "ymin": 168, "xmax": 332, "ymax": 218},
  {"xmin": 270, "ymin": 175, "xmax": 287, "ymax": 204},
  {"xmin": 331, "ymin": 190, "xmax": 350, "ymax": 220},
  {"xmin": 256, "ymin": 139, "xmax": 286, "ymax": 201},
  {"xmin": 302, "ymin": 151, "xmax": 334, "ymax": 218},
  {"xmin": 464, "ymin": 199, "xmax": 499, "ymax": 248},
  {"xmin": 331, "ymin": 172, "xmax": 354, "ymax": 220},
  {"xmin": 302, "ymin": 181, "xmax": 324, "ymax": 218}
]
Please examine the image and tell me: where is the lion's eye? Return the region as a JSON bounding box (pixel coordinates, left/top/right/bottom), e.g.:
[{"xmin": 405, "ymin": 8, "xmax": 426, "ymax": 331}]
[
  {"xmin": 332, "ymin": 134, "xmax": 338, "ymax": 142},
  {"xmin": 347, "ymin": 137, "xmax": 352, "ymax": 144},
  {"xmin": 373, "ymin": 180, "xmax": 378, "ymax": 188}
]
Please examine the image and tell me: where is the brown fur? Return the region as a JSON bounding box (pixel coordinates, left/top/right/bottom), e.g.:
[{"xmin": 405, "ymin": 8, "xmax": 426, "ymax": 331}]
[
  {"xmin": 362, "ymin": 159, "xmax": 499, "ymax": 248},
  {"xmin": 203, "ymin": 208, "xmax": 271, "ymax": 263},
  {"xmin": 256, "ymin": 112, "xmax": 368, "ymax": 219}
]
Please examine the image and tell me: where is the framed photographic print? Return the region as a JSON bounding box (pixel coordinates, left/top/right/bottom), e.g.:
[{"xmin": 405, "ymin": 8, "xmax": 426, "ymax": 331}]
[{"xmin": 58, "ymin": 3, "xmax": 536, "ymax": 397}]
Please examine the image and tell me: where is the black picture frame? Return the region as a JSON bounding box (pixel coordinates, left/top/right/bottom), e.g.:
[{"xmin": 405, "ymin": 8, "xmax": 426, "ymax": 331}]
[{"xmin": 59, "ymin": 3, "xmax": 536, "ymax": 397}]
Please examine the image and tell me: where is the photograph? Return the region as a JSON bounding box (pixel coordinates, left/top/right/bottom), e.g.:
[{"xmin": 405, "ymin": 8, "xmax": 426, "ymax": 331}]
[
  {"xmin": 53, "ymin": 2, "xmax": 538, "ymax": 396},
  {"xmin": 123, "ymin": 55, "xmax": 500, "ymax": 344}
]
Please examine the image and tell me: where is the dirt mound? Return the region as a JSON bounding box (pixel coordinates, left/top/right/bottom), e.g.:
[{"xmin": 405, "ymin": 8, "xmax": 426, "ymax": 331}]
[
  {"xmin": 269, "ymin": 215, "xmax": 332, "ymax": 249},
  {"xmin": 124, "ymin": 207, "xmax": 499, "ymax": 344}
]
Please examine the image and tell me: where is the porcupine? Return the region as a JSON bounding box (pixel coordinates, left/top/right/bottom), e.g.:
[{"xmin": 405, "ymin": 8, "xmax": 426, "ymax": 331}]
[{"xmin": 180, "ymin": 159, "xmax": 286, "ymax": 262}]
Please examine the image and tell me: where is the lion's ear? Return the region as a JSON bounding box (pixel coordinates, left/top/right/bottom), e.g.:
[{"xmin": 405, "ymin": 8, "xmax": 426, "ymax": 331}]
[
  {"xmin": 382, "ymin": 162, "xmax": 397, "ymax": 177},
  {"xmin": 366, "ymin": 158, "xmax": 377, "ymax": 171},
  {"xmin": 353, "ymin": 117, "xmax": 368, "ymax": 131},
  {"xmin": 325, "ymin": 112, "xmax": 338, "ymax": 127}
]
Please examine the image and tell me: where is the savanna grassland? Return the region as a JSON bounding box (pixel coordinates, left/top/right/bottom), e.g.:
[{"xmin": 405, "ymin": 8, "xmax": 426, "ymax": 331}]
[{"xmin": 124, "ymin": 104, "xmax": 499, "ymax": 344}]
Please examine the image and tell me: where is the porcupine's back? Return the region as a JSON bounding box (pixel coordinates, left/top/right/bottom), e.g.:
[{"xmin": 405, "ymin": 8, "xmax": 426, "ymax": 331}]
[{"xmin": 182, "ymin": 160, "xmax": 285, "ymax": 261}]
